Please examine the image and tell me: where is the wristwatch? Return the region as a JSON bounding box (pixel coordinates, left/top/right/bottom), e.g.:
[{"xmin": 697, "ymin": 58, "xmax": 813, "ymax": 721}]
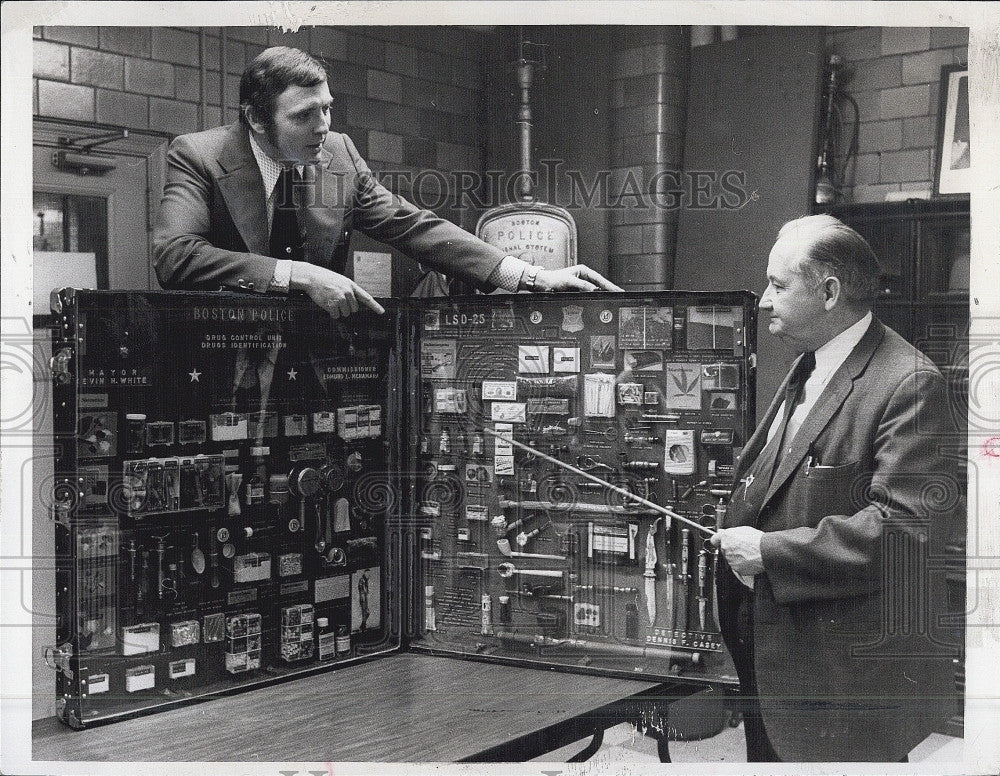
[{"xmin": 523, "ymin": 265, "xmax": 541, "ymax": 292}]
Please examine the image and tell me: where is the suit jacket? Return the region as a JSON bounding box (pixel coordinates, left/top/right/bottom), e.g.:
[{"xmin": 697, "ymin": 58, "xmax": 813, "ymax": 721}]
[
  {"xmin": 152, "ymin": 123, "xmax": 505, "ymax": 292},
  {"xmin": 717, "ymin": 318, "xmax": 959, "ymax": 761}
]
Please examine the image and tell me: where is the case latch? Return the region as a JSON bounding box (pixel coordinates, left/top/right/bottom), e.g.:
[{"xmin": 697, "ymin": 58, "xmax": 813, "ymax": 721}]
[
  {"xmin": 43, "ymin": 643, "xmax": 73, "ymax": 678},
  {"xmin": 49, "ymin": 347, "xmax": 73, "ymax": 384}
]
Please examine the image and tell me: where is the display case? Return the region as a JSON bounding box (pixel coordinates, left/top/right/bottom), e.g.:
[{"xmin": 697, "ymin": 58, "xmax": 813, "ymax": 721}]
[
  {"xmin": 407, "ymin": 292, "xmax": 756, "ymax": 682},
  {"xmin": 46, "ymin": 288, "xmax": 755, "ymax": 728}
]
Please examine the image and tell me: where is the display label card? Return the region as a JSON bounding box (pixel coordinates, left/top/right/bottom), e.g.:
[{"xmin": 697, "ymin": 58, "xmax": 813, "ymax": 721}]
[
  {"xmin": 493, "ymin": 423, "xmax": 513, "ymax": 454},
  {"xmin": 491, "ymin": 402, "xmax": 527, "ymax": 423},
  {"xmin": 434, "ymin": 387, "xmax": 468, "ymax": 414},
  {"xmin": 482, "ymin": 380, "xmax": 517, "ymax": 400},
  {"xmin": 494, "ymin": 456, "xmax": 515, "ymax": 476},
  {"xmin": 664, "ymin": 429, "xmax": 696, "ymax": 475},
  {"xmin": 421, "ymin": 340, "xmax": 457, "ymax": 379},
  {"xmin": 80, "ymin": 393, "xmax": 109, "ymax": 409},
  {"xmin": 518, "ymin": 344, "xmax": 550, "ymax": 373},
  {"xmin": 664, "ymin": 363, "xmax": 703, "ymax": 410},
  {"xmin": 552, "ymin": 347, "xmax": 581, "ymax": 373}
]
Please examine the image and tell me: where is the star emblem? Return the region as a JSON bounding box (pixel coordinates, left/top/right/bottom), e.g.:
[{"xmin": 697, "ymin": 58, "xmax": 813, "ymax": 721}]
[
  {"xmin": 286, "ymin": 367, "xmax": 298, "ymax": 381},
  {"xmin": 188, "ymin": 368, "xmax": 201, "ymax": 382}
]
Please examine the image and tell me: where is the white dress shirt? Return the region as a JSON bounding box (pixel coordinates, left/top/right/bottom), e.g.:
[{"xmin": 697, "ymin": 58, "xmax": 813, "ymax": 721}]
[
  {"xmin": 766, "ymin": 311, "xmax": 873, "ymax": 446},
  {"xmin": 249, "ymin": 131, "xmax": 527, "ymax": 294}
]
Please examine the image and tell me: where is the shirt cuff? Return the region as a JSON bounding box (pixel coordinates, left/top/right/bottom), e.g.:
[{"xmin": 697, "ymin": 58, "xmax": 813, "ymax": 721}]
[
  {"xmin": 269, "ymin": 259, "xmax": 292, "ymax": 293},
  {"xmin": 487, "ymin": 255, "xmax": 532, "ymax": 292}
]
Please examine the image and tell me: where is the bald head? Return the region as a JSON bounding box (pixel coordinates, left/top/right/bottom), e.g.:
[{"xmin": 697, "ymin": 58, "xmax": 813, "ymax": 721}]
[
  {"xmin": 775, "ymin": 215, "xmax": 882, "ymax": 310},
  {"xmin": 760, "ymin": 215, "xmax": 882, "ymax": 352}
]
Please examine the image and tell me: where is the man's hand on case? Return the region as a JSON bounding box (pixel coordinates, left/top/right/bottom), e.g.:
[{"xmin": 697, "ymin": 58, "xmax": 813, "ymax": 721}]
[
  {"xmin": 710, "ymin": 526, "xmax": 765, "ymax": 581},
  {"xmin": 290, "ymin": 262, "xmax": 386, "ymax": 319},
  {"xmin": 536, "ymin": 265, "xmax": 624, "ymax": 293}
]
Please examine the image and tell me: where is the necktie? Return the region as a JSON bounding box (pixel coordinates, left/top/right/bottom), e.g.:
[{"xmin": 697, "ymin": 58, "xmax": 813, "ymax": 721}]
[
  {"xmin": 269, "ymin": 167, "xmax": 303, "ymax": 261},
  {"xmin": 234, "ymin": 355, "xmax": 262, "ymax": 413},
  {"xmin": 729, "ymin": 352, "xmax": 816, "ymax": 538},
  {"xmin": 766, "ymin": 351, "xmax": 816, "ymax": 479}
]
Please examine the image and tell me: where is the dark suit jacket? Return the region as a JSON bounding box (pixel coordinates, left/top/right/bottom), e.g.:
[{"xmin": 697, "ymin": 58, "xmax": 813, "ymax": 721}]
[
  {"xmin": 152, "ymin": 123, "xmax": 505, "ymax": 292},
  {"xmin": 718, "ymin": 318, "xmax": 960, "ymax": 761}
]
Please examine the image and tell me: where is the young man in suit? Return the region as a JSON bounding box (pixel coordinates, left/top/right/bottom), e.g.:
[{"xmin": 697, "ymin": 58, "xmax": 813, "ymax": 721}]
[
  {"xmin": 153, "ymin": 46, "xmax": 620, "ymax": 317},
  {"xmin": 710, "ymin": 215, "xmax": 959, "ymax": 762}
]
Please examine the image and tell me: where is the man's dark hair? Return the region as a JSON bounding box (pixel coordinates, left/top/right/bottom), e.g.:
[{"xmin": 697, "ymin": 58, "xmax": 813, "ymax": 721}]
[
  {"xmin": 239, "ymin": 47, "xmax": 328, "ymax": 128},
  {"xmin": 778, "ymin": 214, "xmax": 882, "ymax": 305}
]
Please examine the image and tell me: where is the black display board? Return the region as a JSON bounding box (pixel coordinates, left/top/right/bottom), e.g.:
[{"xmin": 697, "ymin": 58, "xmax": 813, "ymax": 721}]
[
  {"xmin": 408, "ymin": 291, "xmax": 755, "ymax": 684},
  {"xmin": 47, "ymin": 289, "xmax": 754, "ymax": 728}
]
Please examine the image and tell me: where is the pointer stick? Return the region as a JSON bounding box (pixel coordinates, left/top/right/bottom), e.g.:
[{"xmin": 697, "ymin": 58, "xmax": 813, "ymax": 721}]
[{"xmin": 482, "ymin": 427, "xmax": 716, "ymax": 537}]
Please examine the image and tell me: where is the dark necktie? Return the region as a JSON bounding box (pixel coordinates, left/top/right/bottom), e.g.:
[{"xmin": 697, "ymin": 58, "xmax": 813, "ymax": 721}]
[
  {"xmin": 765, "ymin": 351, "xmax": 816, "ymax": 479},
  {"xmin": 234, "ymin": 356, "xmax": 262, "ymax": 413},
  {"xmin": 729, "ymin": 351, "xmax": 816, "ymax": 525},
  {"xmin": 269, "ymin": 167, "xmax": 303, "ymax": 261}
]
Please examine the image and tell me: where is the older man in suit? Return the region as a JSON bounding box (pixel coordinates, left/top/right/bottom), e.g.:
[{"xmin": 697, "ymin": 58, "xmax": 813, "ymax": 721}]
[
  {"xmin": 711, "ymin": 215, "xmax": 958, "ymax": 762},
  {"xmin": 154, "ymin": 46, "xmax": 620, "ymax": 317}
]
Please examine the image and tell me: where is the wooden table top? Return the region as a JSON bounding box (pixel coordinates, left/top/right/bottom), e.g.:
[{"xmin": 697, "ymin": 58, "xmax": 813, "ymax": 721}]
[{"xmin": 32, "ymin": 653, "xmax": 662, "ymax": 762}]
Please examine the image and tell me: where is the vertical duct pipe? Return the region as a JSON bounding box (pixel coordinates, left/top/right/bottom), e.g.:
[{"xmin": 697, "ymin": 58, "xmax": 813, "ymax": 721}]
[
  {"xmin": 219, "ymin": 29, "xmax": 228, "ymax": 126},
  {"xmin": 608, "ymin": 28, "xmax": 688, "ymax": 290},
  {"xmin": 198, "ymin": 29, "xmax": 207, "ymax": 130}
]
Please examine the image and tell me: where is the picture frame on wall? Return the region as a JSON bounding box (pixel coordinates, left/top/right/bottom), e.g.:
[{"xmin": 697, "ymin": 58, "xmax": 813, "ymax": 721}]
[{"xmin": 934, "ymin": 63, "xmax": 971, "ymax": 196}]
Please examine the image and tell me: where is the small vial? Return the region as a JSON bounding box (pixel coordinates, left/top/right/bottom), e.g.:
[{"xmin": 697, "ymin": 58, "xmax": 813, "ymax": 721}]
[
  {"xmin": 246, "ymin": 446, "xmax": 268, "ymax": 506},
  {"xmin": 481, "ymin": 593, "xmax": 494, "ymax": 636},
  {"xmin": 316, "ymin": 617, "xmax": 336, "ymax": 661},
  {"xmin": 498, "ymin": 595, "xmax": 512, "ymax": 625},
  {"xmin": 425, "ymin": 585, "xmax": 437, "ymax": 631},
  {"xmin": 335, "ymin": 624, "xmax": 351, "ymax": 654}
]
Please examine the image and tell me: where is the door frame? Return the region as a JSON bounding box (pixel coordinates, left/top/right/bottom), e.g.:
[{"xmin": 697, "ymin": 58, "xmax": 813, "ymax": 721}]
[{"xmin": 32, "ymin": 119, "xmax": 170, "ymax": 326}]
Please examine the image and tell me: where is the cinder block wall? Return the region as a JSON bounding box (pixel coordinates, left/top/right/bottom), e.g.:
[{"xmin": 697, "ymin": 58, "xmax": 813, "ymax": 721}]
[
  {"xmin": 825, "ymin": 26, "xmax": 969, "ymax": 202},
  {"xmin": 608, "ymin": 27, "xmax": 688, "ymax": 289},
  {"xmin": 33, "ymin": 26, "xmax": 487, "ymax": 188}
]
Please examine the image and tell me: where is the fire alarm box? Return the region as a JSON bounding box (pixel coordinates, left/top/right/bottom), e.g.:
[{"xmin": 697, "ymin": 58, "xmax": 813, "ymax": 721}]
[{"xmin": 47, "ymin": 288, "xmax": 755, "ymax": 728}]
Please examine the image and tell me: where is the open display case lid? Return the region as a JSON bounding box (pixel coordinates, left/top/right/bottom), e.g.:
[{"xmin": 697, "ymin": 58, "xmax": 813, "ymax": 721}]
[{"xmin": 406, "ymin": 289, "xmax": 756, "ymax": 687}]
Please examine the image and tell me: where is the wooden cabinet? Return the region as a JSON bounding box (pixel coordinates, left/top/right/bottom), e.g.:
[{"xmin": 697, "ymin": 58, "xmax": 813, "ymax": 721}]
[{"xmin": 820, "ymin": 198, "xmax": 969, "ymax": 738}]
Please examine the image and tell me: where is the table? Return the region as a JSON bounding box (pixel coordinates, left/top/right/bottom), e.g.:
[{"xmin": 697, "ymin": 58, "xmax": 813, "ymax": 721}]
[{"xmin": 32, "ymin": 653, "xmax": 704, "ymax": 762}]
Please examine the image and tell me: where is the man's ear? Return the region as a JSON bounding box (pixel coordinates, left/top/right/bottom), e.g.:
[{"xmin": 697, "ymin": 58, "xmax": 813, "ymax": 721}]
[
  {"xmin": 822, "ymin": 276, "xmax": 842, "ymax": 310},
  {"xmin": 244, "ymin": 105, "xmax": 266, "ymax": 136}
]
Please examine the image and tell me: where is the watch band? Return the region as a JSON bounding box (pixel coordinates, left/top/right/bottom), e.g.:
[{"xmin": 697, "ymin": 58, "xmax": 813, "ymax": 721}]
[{"xmin": 524, "ymin": 265, "xmax": 541, "ymax": 292}]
